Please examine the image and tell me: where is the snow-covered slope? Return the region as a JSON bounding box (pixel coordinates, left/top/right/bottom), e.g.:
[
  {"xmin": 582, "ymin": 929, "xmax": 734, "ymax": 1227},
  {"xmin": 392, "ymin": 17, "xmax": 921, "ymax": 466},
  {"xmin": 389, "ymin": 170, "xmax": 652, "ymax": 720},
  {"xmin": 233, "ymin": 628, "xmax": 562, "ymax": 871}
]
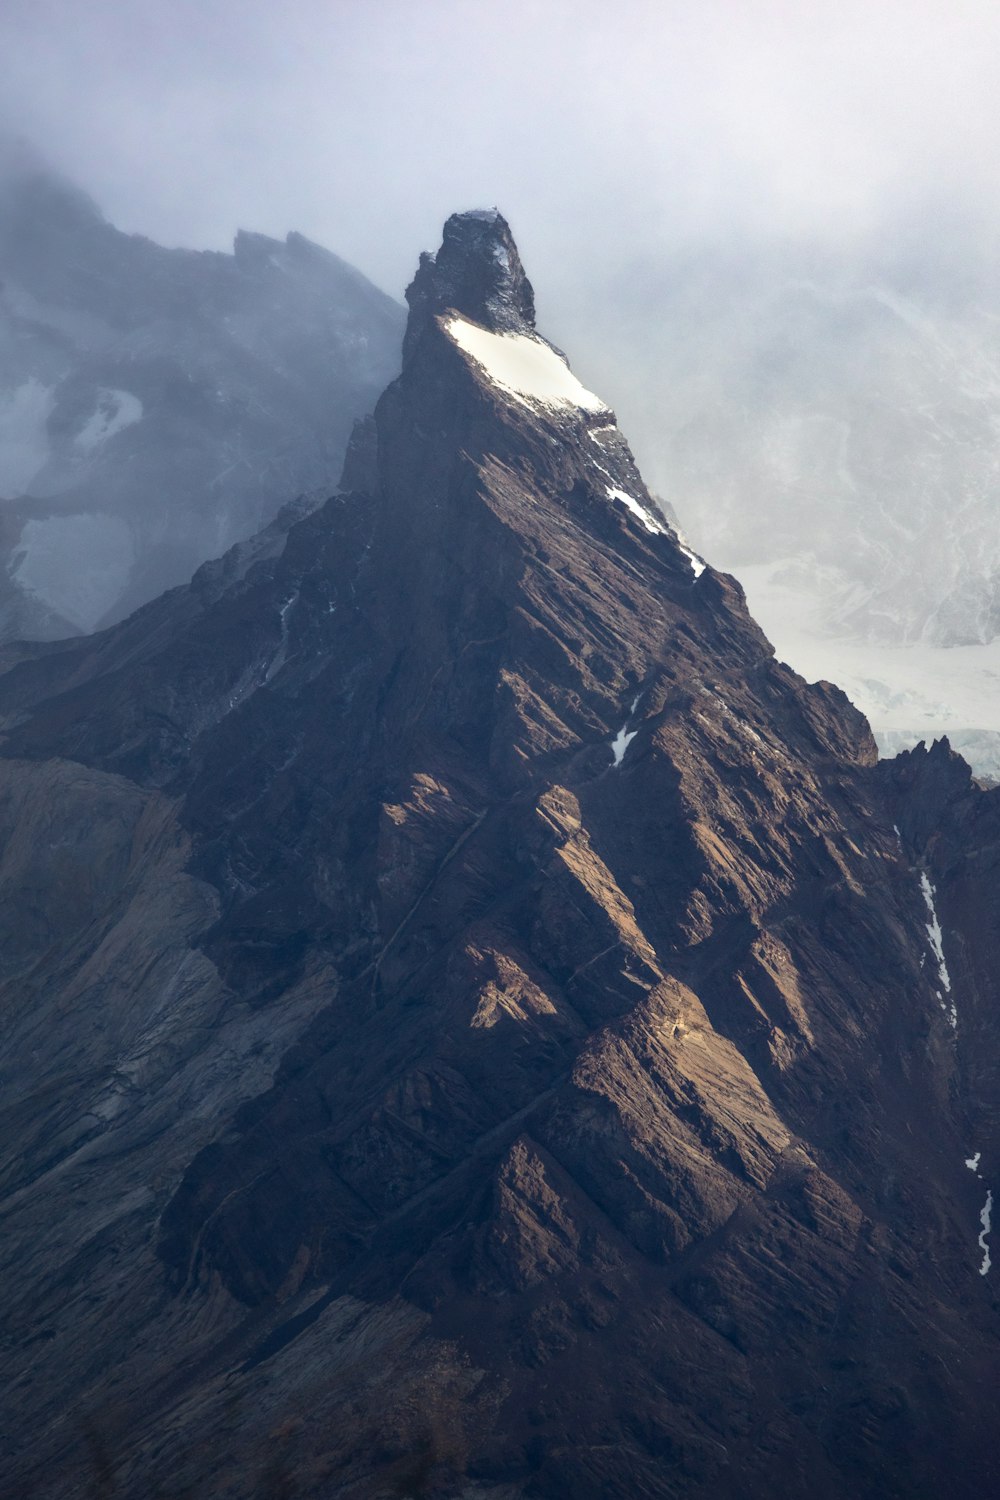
[{"xmin": 0, "ymin": 141, "xmax": 403, "ymax": 637}]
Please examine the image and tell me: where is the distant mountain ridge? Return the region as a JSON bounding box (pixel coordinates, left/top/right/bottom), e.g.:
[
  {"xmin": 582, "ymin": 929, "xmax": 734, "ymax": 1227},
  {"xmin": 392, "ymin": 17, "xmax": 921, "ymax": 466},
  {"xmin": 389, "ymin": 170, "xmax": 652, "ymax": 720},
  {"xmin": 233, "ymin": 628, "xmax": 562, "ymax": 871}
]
[{"xmin": 0, "ymin": 140, "xmax": 403, "ymax": 638}]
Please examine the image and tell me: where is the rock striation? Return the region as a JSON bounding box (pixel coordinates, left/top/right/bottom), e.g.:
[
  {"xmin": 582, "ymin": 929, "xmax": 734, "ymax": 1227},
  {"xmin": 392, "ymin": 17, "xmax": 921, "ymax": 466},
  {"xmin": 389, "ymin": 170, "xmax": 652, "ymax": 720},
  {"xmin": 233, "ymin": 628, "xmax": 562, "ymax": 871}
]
[{"xmin": 0, "ymin": 211, "xmax": 997, "ymax": 1499}]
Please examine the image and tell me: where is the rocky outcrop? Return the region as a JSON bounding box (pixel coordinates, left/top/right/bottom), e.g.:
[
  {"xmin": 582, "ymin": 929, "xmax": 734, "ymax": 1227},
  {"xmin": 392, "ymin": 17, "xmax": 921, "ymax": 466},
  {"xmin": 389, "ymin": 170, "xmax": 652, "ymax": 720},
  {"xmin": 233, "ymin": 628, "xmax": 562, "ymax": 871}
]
[{"xmin": 0, "ymin": 212, "xmax": 997, "ymax": 1500}]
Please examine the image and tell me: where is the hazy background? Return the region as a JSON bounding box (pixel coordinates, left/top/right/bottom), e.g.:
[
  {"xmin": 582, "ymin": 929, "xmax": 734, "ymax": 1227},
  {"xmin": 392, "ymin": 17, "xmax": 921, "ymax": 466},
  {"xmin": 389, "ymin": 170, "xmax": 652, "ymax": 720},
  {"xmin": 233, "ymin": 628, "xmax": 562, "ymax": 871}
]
[
  {"xmin": 5, "ymin": 0, "xmax": 1000, "ymax": 768},
  {"xmin": 3, "ymin": 0, "xmax": 1000, "ymax": 306},
  {"xmin": 5, "ymin": 0, "xmax": 1000, "ymax": 436},
  {"xmin": 4, "ymin": 0, "xmax": 1000, "ymax": 503}
]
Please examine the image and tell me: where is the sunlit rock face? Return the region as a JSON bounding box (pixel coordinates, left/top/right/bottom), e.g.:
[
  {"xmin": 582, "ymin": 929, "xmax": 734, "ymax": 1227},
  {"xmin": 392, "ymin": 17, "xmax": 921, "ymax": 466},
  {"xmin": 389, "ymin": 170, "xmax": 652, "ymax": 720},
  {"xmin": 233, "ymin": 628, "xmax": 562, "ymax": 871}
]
[
  {"xmin": 0, "ymin": 212, "xmax": 998, "ymax": 1500},
  {"xmin": 0, "ymin": 143, "xmax": 403, "ymax": 637}
]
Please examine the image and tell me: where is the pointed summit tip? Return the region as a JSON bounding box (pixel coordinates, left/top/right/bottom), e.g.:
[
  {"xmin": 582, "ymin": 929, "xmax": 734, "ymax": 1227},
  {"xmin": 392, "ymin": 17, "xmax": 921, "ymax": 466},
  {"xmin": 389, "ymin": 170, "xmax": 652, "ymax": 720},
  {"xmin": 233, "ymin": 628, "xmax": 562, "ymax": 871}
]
[{"xmin": 403, "ymin": 208, "xmax": 536, "ymax": 363}]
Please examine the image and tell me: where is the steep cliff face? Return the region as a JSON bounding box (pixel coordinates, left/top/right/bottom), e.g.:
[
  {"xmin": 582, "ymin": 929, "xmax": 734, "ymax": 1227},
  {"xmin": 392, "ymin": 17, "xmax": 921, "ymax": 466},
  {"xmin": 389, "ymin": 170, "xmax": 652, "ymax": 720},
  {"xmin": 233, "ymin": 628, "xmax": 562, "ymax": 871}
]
[{"xmin": 1, "ymin": 213, "xmax": 997, "ymax": 1500}]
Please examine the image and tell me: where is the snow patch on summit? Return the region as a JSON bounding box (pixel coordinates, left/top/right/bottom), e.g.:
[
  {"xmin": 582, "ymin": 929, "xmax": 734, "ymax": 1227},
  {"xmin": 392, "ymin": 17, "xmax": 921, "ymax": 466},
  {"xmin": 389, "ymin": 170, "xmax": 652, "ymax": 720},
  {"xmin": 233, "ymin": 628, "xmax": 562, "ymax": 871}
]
[{"xmin": 444, "ymin": 317, "xmax": 608, "ymax": 413}]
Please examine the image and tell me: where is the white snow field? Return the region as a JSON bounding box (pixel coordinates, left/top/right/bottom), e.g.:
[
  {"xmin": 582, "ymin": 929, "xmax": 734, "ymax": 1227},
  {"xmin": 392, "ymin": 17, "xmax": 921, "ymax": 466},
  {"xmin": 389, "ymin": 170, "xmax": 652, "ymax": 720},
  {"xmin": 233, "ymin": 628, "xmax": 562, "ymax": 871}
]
[
  {"xmin": 610, "ymin": 724, "xmax": 637, "ymax": 767},
  {"xmin": 445, "ymin": 317, "xmax": 608, "ymax": 413},
  {"xmin": 919, "ymin": 871, "xmax": 957, "ymax": 1030},
  {"xmin": 605, "ymin": 485, "xmax": 664, "ymax": 535}
]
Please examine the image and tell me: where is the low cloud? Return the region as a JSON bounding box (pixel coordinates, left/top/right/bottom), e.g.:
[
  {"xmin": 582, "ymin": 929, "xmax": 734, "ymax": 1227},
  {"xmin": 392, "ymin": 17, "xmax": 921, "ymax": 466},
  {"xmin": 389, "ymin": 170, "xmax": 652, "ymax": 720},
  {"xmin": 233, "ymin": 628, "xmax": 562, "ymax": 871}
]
[{"xmin": 2, "ymin": 0, "xmax": 1000, "ymax": 295}]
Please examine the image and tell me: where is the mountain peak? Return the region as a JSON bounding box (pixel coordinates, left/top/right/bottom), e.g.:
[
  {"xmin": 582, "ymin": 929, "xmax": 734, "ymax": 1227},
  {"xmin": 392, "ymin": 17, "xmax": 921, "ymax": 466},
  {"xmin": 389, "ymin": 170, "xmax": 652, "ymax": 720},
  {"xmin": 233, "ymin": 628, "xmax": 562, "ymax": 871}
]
[
  {"xmin": 2, "ymin": 199, "xmax": 1000, "ymax": 1500},
  {"xmin": 402, "ymin": 207, "xmax": 535, "ymax": 362}
]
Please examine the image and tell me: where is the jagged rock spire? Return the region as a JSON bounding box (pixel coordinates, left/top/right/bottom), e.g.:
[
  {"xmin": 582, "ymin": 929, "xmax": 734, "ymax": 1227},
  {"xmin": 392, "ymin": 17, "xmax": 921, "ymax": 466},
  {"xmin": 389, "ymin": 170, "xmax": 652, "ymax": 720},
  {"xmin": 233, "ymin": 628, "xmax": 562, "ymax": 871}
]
[{"xmin": 402, "ymin": 208, "xmax": 535, "ymax": 364}]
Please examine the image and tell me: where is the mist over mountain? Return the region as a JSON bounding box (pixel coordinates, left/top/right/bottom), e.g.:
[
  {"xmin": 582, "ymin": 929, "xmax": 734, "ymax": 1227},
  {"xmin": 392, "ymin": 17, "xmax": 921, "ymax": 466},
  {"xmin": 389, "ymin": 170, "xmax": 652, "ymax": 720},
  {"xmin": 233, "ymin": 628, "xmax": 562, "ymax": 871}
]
[
  {"xmin": 0, "ymin": 139, "xmax": 403, "ymax": 638},
  {"xmin": 1, "ymin": 6, "xmax": 1000, "ymax": 1492},
  {"xmin": 5, "ymin": 120, "xmax": 1000, "ymax": 777},
  {"xmin": 562, "ymin": 225, "xmax": 1000, "ymax": 774},
  {"xmin": 1, "ymin": 210, "xmax": 997, "ymax": 1500}
]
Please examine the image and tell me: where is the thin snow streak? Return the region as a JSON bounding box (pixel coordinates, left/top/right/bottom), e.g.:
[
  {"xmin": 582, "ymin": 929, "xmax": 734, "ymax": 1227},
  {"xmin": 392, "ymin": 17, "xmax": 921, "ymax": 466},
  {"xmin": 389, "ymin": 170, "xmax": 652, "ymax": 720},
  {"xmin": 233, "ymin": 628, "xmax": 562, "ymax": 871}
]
[{"xmin": 919, "ymin": 870, "xmax": 957, "ymax": 1029}]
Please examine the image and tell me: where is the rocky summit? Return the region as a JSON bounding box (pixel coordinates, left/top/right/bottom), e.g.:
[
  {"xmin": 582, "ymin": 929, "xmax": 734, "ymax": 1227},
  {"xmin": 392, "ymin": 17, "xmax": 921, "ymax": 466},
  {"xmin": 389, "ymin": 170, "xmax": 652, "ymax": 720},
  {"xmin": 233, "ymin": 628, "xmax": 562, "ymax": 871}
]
[{"xmin": 0, "ymin": 211, "xmax": 998, "ymax": 1500}]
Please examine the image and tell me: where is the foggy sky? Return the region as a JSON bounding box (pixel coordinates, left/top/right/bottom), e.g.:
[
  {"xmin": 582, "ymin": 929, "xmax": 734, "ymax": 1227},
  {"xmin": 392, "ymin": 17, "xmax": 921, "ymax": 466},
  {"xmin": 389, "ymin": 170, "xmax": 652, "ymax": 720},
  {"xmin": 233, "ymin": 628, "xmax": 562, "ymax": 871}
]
[
  {"xmin": 3, "ymin": 0, "xmax": 1000, "ymax": 291},
  {"xmin": 3, "ymin": 0, "xmax": 1000, "ymax": 493}
]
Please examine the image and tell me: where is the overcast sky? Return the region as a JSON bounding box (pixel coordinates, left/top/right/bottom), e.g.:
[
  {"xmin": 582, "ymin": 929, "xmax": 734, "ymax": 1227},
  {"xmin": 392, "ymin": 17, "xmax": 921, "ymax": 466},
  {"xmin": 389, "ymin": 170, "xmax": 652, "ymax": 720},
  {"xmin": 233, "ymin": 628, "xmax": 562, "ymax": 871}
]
[
  {"xmin": 2, "ymin": 0, "xmax": 1000, "ymax": 303},
  {"xmin": 4, "ymin": 0, "xmax": 1000, "ymax": 511},
  {"xmin": 5, "ymin": 0, "xmax": 1000, "ymax": 707}
]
